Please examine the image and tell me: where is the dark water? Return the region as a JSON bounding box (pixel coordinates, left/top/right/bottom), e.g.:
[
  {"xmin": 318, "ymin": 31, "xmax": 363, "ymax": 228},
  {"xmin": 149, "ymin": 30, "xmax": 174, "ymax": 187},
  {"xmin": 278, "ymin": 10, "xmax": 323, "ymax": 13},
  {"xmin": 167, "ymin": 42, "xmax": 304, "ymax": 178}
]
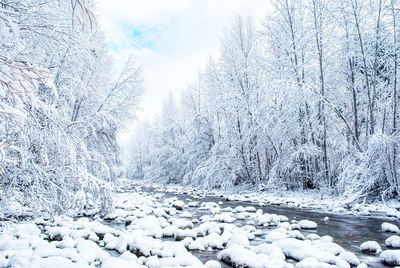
[{"xmin": 142, "ymin": 185, "xmax": 400, "ymax": 267}]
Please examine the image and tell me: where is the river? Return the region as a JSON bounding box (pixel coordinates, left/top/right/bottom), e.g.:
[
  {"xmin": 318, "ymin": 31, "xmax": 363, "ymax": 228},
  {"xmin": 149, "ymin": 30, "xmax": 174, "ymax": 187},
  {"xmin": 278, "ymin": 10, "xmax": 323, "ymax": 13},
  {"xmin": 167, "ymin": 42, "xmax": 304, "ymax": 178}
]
[{"xmin": 132, "ymin": 183, "xmax": 399, "ymax": 267}]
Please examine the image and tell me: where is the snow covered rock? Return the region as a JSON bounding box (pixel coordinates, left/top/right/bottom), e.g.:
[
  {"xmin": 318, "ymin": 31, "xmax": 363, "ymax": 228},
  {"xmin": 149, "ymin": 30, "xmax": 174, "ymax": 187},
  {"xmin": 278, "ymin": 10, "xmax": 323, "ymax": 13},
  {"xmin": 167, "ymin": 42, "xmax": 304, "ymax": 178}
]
[
  {"xmin": 298, "ymin": 220, "xmax": 317, "ymax": 229},
  {"xmin": 200, "ymin": 202, "xmax": 220, "ymax": 211},
  {"xmin": 205, "ymin": 260, "xmax": 222, "ymax": 268},
  {"xmin": 174, "ymin": 229, "xmax": 197, "ymax": 241},
  {"xmin": 306, "ymin": 234, "xmax": 320, "ymax": 241},
  {"xmin": 214, "ymin": 212, "xmax": 235, "ymax": 223},
  {"xmin": 296, "ymin": 257, "xmax": 336, "ymax": 268},
  {"xmin": 76, "ymin": 239, "xmax": 110, "ymax": 264},
  {"xmin": 257, "ymin": 213, "xmax": 287, "ymax": 226},
  {"xmin": 273, "ymin": 238, "xmax": 316, "ymax": 261},
  {"xmin": 172, "ymin": 219, "xmax": 194, "ymax": 229},
  {"xmin": 188, "ymin": 240, "xmax": 206, "ymax": 251},
  {"xmin": 226, "ymin": 232, "xmax": 250, "ymax": 247},
  {"xmin": 386, "ymin": 235, "xmax": 400, "ymax": 248},
  {"xmin": 265, "ymin": 228, "xmax": 289, "ymax": 242},
  {"xmin": 101, "ymin": 257, "xmax": 141, "ymax": 268},
  {"xmin": 133, "ymin": 216, "xmax": 163, "ymax": 238},
  {"xmin": 360, "ymin": 241, "xmax": 382, "ymax": 254},
  {"xmin": 218, "ymin": 244, "xmax": 290, "ymax": 268},
  {"xmin": 380, "ymin": 249, "xmax": 400, "ymax": 266},
  {"xmin": 46, "ymin": 227, "xmax": 71, "ymax": 241},
  {"xmin": 382, "ymin": 222, "xmax": 400, "ymax": 233},
  {"xmin": 173, "ymin": 200, "xmax": 185, "ymax": 210},
  {"xmin": 201, "ymin": 233, "xmax": 224, "ymax": 249},
  {"xmin": 288, "ymin": 230, "xmax": 305, "ymax": 240},
  {"xmin": 13, "ymin": 223, "xmax": 41, "ymax": 238},
  {"xmin": 250, "ymin": 244, "xmax": 286, "ymax": 261},
  {"xmin": 339, "ymin": 251, "xmax": 360, "ymax": 266}
]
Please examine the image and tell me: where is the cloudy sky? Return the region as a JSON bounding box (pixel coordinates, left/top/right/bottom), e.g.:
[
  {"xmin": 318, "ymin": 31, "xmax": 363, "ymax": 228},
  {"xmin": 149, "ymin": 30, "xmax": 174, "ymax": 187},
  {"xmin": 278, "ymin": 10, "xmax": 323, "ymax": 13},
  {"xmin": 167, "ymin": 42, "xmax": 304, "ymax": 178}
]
[{"xmin": 96, "ymin": 0, "xmax": 270, "ymax": 122}]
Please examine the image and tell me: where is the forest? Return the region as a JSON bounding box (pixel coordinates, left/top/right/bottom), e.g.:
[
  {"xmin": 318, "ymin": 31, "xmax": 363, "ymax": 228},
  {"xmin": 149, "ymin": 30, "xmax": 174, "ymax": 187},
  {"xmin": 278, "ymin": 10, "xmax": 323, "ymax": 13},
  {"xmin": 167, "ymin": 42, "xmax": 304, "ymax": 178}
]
[
  {"xmin": 0, "ymin": 0, "xmax": 143, "ymax": 215},
  {"xmin": 127, "ymin": 0, "xmax": 400, "ymax": 205},
  {"xmin": 2, "ymin": 1, "xmax": 400, "ymax": 268}
]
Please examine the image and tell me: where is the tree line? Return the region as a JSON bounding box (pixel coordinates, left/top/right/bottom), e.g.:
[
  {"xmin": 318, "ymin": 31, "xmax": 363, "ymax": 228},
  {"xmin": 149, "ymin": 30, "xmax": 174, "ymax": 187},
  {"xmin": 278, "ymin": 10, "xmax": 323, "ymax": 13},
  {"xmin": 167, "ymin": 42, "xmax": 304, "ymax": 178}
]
[{"xmin": 128, "ymin": 0, "xmax": 400, "ymax": 203}]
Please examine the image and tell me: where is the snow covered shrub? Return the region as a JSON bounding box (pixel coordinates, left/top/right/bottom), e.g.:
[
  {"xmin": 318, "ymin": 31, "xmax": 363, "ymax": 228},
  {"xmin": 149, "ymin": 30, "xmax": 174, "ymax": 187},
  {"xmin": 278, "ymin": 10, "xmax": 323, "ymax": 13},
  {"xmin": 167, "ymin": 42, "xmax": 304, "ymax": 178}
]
[
  {"xmin": 338, "ymin": 134, "xmax": 400, "ymax": 202},
  {"xmin": 191, "ymin": 143, "xmax": 235, "ymax": 189}
]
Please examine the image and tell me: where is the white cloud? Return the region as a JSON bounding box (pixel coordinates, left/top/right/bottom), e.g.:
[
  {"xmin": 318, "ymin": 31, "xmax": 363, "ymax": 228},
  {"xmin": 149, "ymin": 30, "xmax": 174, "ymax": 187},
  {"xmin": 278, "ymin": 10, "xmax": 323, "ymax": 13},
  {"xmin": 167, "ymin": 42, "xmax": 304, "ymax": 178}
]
[{"xmin": 96, "ymin": 0, "xmax": 270, "ymax": 125}]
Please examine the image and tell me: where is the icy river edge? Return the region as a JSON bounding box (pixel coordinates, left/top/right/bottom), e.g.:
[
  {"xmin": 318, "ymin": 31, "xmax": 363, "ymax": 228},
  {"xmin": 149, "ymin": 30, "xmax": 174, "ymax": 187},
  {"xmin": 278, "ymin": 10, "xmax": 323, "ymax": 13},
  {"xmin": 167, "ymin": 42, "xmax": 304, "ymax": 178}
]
[{"xmin": 1, "ymin": 181, "xmax": 400, "ymax": 267}]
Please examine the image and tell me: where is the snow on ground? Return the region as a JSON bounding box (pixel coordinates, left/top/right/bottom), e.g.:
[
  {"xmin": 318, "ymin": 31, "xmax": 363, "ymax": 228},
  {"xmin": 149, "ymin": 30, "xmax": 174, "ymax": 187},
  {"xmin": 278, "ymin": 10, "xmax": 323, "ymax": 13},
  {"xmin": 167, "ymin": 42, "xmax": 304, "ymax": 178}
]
[
  {"xmin": 149, "ymin": 182, "xmax": 400, "ymax": 218},
  {"xmin": 0, "ymin": 181, "xmax": 398, "ymax": 267}
]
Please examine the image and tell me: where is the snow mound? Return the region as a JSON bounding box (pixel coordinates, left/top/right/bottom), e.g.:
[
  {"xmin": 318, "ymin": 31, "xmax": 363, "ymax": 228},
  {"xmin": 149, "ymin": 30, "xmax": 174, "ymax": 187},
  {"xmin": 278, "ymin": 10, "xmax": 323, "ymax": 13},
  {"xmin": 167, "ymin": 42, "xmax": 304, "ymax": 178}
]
[
  {"xmin": 382, "ymin": 222, "xmax": 400, "ymax": 233},
  {"xmin": 386, "ymin": 235, "xmax": 400, "ymax": 248},
  {"xmin": 298, "ymin": 220, "xmax": 317, "ymax": 229},
  {"xmin": 218, "ymin": 244, "xmax": 291, "ymax": 268},
  {"xmin": 296, "ymin": 257, "xmax": 335, "ymax": 268},
  {"xmin": 338, "ymin": 251, "xmax": 360, "ymax": 266},
  {"xmin": 205, "ymin": 260, "xmax": 222, "ymax": 268},
  {"xmin": 360, "ymin": 241, "xmax": 382, "ymax": 254},
  {"xmin": 380, "ymin": 249, "xmax": 400, "ymax": 266}
]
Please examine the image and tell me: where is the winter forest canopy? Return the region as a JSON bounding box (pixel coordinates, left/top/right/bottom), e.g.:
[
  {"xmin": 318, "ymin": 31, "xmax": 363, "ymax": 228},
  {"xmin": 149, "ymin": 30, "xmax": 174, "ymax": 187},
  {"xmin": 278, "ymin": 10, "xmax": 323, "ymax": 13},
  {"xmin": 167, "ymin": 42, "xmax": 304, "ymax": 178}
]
[
  {"xmin": 0, "ymin": 0, "xmax": 400, "ymax": 217},
  {"xmin": 0, "ymin": 0, "xmax": 143, "ymax": 214},
  {"xmin": 127, "ymin": 0, "xmax": 400, "ymax": 205}
]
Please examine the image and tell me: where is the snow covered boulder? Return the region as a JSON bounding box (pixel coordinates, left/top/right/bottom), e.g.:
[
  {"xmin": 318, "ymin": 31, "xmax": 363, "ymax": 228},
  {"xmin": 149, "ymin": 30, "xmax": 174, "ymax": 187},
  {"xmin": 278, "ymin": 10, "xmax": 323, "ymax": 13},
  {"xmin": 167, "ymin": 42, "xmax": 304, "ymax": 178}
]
[
  {"xmin": 188, "ymin": 201, "xmax": 199, "ymax": 207},
  {"xmin": 339, "ymin": 251, "xmax": 360, "ymax": 266},
  {"xmin": 188, "ymin": 240, "xmax": 206, "ymax": 251},
  {"xmin": 296, "ymin": 257, "xmax": 336, "ymax": 268},
  {"xmin": 382, "ymin": 222, "xmax": 400, "ymax": 233},
  {"xmin": 101, "ymin": 257, "xmax": 141, "ymax": 268},
  {"xmin": 13, "ymin": 223, "xmax": 41, "ymax": 238},
  {"xmin": 134, "ymin": 216, "xmax": 163, "ymax": 238},
  {"xmin": 273, "ymin": 238, "xmax": 315, "ymax": 261},
  {"xmin": 245, "ymin": 206, "xmax": 257, "ymax": 212},
  {"xmin": 128, "ymin": 235, "xmax": 163, "ymax": 257},
  {"xmin": 250, "ymin": 244, "xmax": 286, "ymax": 262},
  {"xmin": 360, "ymin": 241, "xmax": 382, "ymax": 254},
  {"xmin": 306, "ymin": 234, "xmax": 320, "ymax": 241},
  {"xmin": 298, "ymin": 220, "xmax": 317, "ymax": 229},
  {"xmin": 180, "ymin": 211, "xmax": 192, "ymax": 218},
  {"xmin": 201, "ymin": 233, "xmax": 224, "ymax": 249},
  {"xmin": 380, "ymin": 250, "xmax": 400, "ymax": 266},
  {"xmin": 226, "ymin": 232, "xmax": 250, "ymax": 247},
  {"xmin": 214, "ymin": 212, "xmax": 235, "ymax": 223},
  {"xmin": 257, "ymin": 213, "xmax": 286, "ymax": 226},
  {"xmin": 312, "ymin": 240, "xmax": 344, "ymax": 256},
  {"xmin": 174, "ymin": 229, "xmax": 197, "ymax": 241},
  {"xmin": 46, "ymin": 226, "xmax": 71, "ymax": 241},
  {"xmin": 218, "ymin": 244, "xmax": 290, "ymax": 268},
  {"xmin": 386, "ymin": 235, "xmax": 400, "ymax": 248},
  {"xmin": 234, "ymin": 206, "xmax": 246, "ymax": 213},
  {"xmin": 172, "ymin": 219, "xmax": 194, "ymax": 229},
  {"xmin": 200, "ymin": 202, "xmax": 220, "ymax": 211},
  {"xmin": 218, "ymin": 245, "xmax": 261, "ymax": 268},
  {"xmin": 76, "ymin": 239, "xmax": 110, "ymax": 264},
  {"xmin": 205, "ymin": 260, "xmax": 222, "ymax": 268},
  {"xmin": 173, "ymin": 200, "xmax": 185, "ymax": 210},
  {"xmin": 33, "ymin": 256, "xmax": 90, "ymax": 268},
  {"xmin": 265, "ymin": 228, "xmax": 289, "ymax": 242}
]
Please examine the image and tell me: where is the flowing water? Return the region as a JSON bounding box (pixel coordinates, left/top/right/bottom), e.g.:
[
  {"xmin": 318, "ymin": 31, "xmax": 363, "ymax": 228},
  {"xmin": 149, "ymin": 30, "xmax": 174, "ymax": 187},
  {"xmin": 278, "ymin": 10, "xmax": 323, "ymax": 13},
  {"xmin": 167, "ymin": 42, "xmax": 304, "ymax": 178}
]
[
  {"xmin": 152, "ymin": 186, "xmax": 399, "ymax": 267},
  {"xmin": 110, "ymin": 183, "xmax": 400, "ymax": 267}
]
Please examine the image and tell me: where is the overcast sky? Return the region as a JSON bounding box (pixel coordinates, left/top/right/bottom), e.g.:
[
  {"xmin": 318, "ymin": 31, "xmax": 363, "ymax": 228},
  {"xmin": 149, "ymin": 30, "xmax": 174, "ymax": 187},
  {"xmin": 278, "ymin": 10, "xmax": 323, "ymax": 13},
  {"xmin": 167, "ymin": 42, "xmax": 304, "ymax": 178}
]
[{"xmin": 96, "ymin": 0, "xmax": 270, "ymax": 124}]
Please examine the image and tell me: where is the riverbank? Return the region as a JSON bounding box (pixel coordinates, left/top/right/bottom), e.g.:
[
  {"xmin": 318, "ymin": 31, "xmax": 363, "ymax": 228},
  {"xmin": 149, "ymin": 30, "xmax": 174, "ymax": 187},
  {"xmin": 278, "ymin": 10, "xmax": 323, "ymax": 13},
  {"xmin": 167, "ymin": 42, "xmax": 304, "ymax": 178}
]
[{"xmin": 136, "ymin": 180, "xmax": 400, "ymax": 219}]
